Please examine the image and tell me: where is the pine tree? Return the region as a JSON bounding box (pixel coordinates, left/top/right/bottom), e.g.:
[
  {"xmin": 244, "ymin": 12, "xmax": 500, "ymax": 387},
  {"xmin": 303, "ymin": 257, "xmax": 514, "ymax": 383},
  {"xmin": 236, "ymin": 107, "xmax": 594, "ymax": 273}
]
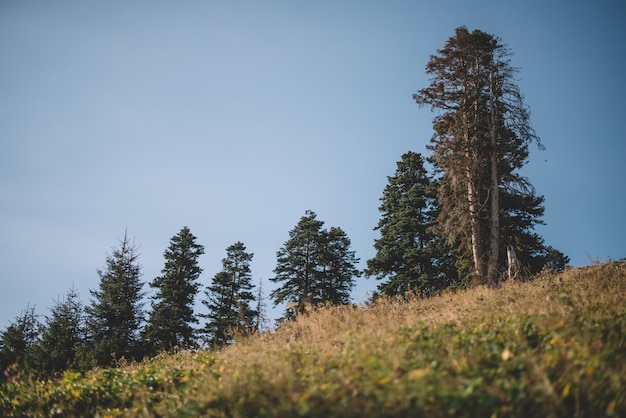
[
  {"xmin": 413, "ymin": 27, "xmax": 551, "ymax": 285},
  {"xmin": 38, "ymin": 287, "xmax": 85, "ymax": 375},
  {"xmin": 315, "ymin": 226, "xmax": 360, "ymax": 305},
  {"xmin": 200, "ymin": 242, "xmax": 257, "ymax": 347},
  {"xmin": 271, "ymin": 211, "xmax": 324, "ymax": 320},
  {"xmin": 366, "ymin": 152, "xmax": 456, "ymax": 296},
  {"xmin": 0, "ymin": 306, "xmax": 41, "ymax": 378},
  {"xmin": 84, "ymin": 232, "xmax": 145, "ymax": 367},
  {"xmin": 143, "ymin": 227, "xmax": 204, "ymax": 353},
  {"xmin": 270, "ymin": 210, "xmax": 360, "ymax": 321}
]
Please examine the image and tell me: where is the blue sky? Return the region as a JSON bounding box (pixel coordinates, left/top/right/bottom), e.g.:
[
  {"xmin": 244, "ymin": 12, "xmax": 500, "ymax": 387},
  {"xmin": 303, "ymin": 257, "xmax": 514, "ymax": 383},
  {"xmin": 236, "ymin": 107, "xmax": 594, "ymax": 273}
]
[{"xmin": 1, "ymin": 1, "xmax": 625, "ymax": 329}]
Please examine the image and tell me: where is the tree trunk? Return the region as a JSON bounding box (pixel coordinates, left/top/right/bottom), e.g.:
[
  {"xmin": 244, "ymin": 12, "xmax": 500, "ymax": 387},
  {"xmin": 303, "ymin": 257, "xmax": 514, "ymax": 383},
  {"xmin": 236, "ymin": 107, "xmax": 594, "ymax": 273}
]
[
  {"xmin": 507, "ymin": 246, "xmax": 520, "ymax": 280},
  {"xmin": 487, "ymin": 69, "xmax": 500, "ymax": 287},
  {"xmin": 467, "ymin": 175, "xmax": 486, "ymax": 282}
]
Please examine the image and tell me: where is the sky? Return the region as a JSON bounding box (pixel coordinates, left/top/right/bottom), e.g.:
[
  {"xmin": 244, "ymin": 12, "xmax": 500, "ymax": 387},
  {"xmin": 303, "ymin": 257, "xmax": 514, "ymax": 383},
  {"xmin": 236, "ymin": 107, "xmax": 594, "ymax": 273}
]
[{"xmin": 1, "ymin": 1, "xmax": 625, "ymax": 330}]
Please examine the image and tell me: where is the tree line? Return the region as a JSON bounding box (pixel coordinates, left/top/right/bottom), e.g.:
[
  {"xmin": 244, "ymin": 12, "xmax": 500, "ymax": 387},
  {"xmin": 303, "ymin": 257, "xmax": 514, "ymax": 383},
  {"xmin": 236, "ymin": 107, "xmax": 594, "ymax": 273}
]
[
  {"xmin": 0, "ymin": 215, "xmax": 361, "ymax": 378},
  {"xmin": 1, "ymin": 26, "xmax": 569, "ymax": 379}
]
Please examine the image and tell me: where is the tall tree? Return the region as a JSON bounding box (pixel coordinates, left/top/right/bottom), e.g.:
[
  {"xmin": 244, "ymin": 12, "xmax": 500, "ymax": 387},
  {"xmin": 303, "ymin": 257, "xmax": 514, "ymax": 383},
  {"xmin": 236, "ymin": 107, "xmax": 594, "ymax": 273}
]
[
  {"xmin": 413, "ymin": 27, "xmax": 544, "ymax": 285},
  {"xmin": 0, "ymin": 306, "xmax": 41, "ymax": 378},
  {"xmin": 84, "ymin": 231, "xmax": 145, "ymax": 367},
  {"xmin": 200, "ymin": 242, "xmax": 257, "ymax": 347},
  {"xmin": 315, "ymin": 226, "xmax": 360, "ymax": 305},
  {"xmin": 38, "ymin": 287, "xmax": 85, "ymax": 375},
  {"xmin": 143, "ymin": 227, "xmax": 204, "ymax": 353},
  {"xmin": 270, "ymin": 210, "xmax": 360, "ymax": 321},
  {"xmin": 366, "ymin": 151, "xmax": 456, "ymax": 296}
]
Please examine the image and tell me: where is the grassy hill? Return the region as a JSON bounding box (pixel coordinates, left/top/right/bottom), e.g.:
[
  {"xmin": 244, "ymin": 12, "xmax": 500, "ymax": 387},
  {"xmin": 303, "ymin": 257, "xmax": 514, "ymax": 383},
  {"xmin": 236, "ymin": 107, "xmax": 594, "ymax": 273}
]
[{"xmin": 2, "ymin": 262, "xmax": 625, "ymax": 417}]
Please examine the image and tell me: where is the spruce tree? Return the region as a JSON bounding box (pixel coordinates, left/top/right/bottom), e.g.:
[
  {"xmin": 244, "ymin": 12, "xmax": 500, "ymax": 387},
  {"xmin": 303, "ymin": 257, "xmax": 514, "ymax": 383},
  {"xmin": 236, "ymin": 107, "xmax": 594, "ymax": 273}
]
[
  {"xmin": 200, "ymin": 242, "xmax": 257, "ymax": 347},
  {"xmin": 271, "ymin": 210, "xmax": 324, "ymax": 320},
  {"xmin": 315, "ymin": 226, "xmax": 360, "ymax": 305},
  {"xmin": 84, "ymin": 232, "xmax": 144, "ymax": 367},
  {"xmin": 413, "ymin": 27, "xmax": 556, "ymax": 285},
  {"xmin": 0, "ymin": 306, "xmax": 41, "ymax": 378},
  {"xmin": 143, "ymin": 227, "xmax": 204, "ymax": 353},
  {"xmin": 270, "ymin": 210, "xmax": 360, "ymax": 321},
  {"xmin": 366, "ymin": 152, "xmax": 456, "ymax": 296},
  {"xmin": 39, "ymin": 287, "xmax": 85, "ymax": 375}
]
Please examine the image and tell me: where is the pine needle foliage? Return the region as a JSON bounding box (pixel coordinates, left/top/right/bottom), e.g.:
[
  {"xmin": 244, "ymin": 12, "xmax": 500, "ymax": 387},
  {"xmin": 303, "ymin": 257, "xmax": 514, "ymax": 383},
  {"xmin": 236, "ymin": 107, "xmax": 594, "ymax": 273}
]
[
  {"xmin": 84, "ymin": 231, "xmax": 145, "ymax": 367},
  {"xmin": 270, "ymin": 210, "xmax": 360, "ymax": 321},
  {"xmin": 200, "ymin": 241, "xmax": 257, "ymax": 348},
  {"xmin": 143, "ymin": 227, "xmax": 204, "ymax": 354},
  {"xmin": 38, "ymin": 287, "xmax": 85, "ymax": 376},
  {"xmin": 366, "ymin": 151, "xmax": 457, "ymax": 296}
]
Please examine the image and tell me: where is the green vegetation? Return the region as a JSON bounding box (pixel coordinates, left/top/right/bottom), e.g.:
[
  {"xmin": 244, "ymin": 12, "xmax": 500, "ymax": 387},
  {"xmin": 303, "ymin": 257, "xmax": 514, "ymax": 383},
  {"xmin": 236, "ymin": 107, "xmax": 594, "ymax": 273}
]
[
  {"xmin": 271, "ymin": 210, "xmax": 361, "ymax": 321},
  {"xmin": 84, "ymin": 232, "xmax": 145, "ymax": 368},
  {"xmin": 200, "ymin": 241, "xmax": 258, "ymax": 347},
  {"xmin": 365, "ymin": 151, "xmax": 457, "ymax": 296},
  {"xmin": 143, "ymin": 227, "xmax": 205, "ymax": 354},
  {"xmin": 2, "ymin": 262, "xmax": 624, "ymax": 417}
]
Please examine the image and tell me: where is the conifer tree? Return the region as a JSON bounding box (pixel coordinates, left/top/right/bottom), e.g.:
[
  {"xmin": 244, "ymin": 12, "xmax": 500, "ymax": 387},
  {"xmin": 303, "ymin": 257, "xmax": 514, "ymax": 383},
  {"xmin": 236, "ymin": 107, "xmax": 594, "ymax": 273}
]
[
  {"xmin": 38, "ymin": 287, "xmax": 85, "ymax": 375},
  {"xmin": 366, "ymin": 152, "xmax": 456, "ymax": 296},
  {"xmin": 143, "ymin": 227, "xmax": 204, "ymax": 353},
  {"xmin": 84, "ymin": 232, "xmax": 144, "ymax": 367},
  {"xmin": 315, "ymin": 226, "xmax": 360, "ymax": 305},
  {"xmin": 413, "ymin": 27, "xmax": 552, "ymax": 285},
  {"xmin": 270, "ymin": 210, "xmax": 360, "ymax": 320},
  {"xmin": 200, "ymin": 242, "xmax": 257, "ymax": 347},
  {"xmin": 0, "ymin": 306, "xmax": 41, "ymax": 378}
]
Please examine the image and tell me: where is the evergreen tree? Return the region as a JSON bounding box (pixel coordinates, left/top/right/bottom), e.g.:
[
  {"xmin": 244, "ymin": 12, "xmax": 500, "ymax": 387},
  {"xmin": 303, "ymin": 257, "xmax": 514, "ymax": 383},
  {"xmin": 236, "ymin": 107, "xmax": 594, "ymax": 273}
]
[
  {"xmin": 270, "ymin": 210, "xmax": 360, "ymax": 321},
  {"xmin": 143, "ymin": 227, "xmax": 204, "ymax": 353},
  {"xmin": 413, "ymin": 27, "xmax": 555, "ymax": 285},
  {"xmin": 84, "ymin": 232, "xmax": 144, "ymax": 367},
  {"xmin": 38, "ymin": 287, "xmax": 85, "ymax": 376},
  {"xmin": 0, "ymin": 306, "xmax": 41, "ymax": 378},
  {"xmin": 366, "ymin": 152, "xmax": 456, "ymax": 296},
  {"xmin": 200, "ymin": 242, "xmax": 257, "ymax": 347},
  {"xmin": 315, "ymin": 226, "xmax": 360, "ymax": 304}
]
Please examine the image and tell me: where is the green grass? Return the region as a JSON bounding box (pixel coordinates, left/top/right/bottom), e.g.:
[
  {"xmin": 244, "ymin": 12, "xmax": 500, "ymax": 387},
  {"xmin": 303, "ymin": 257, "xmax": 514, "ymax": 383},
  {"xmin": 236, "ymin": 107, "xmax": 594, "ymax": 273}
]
[{"xmin": 2, "ymin": 262, "xmax": 625, "ymax": 417}]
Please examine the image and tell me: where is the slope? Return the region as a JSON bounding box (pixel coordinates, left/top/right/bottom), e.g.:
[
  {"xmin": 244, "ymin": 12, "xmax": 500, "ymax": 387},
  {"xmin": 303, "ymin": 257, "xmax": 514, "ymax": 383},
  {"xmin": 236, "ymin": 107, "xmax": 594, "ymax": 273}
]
[{"xmin": 2, "ymin": 262, "xmax": 625, "ymax": 417}]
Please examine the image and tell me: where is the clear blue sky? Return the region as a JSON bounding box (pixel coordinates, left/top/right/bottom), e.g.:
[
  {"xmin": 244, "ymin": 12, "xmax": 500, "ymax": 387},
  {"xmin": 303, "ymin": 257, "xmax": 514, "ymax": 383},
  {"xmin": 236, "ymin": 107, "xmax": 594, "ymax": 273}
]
[{"xmin": 1, "ymin": 1, "xmax": 625, "ymax": 329}]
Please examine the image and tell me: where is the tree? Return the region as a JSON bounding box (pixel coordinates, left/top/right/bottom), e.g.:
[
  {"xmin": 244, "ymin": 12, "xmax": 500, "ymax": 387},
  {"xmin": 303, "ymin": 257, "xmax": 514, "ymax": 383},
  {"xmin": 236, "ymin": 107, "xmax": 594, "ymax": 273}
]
[
  {"xmin": 366, "ymin": 151, "xmax": 456, "ymax": 296},
  {"xmin": 84, "ymin": 231, "xmax": 145, "ymax": 367},
  {"xmin": 38, "ymin": 287, "xmax": 85, "ymax": 376},
  {"xmin": 270, "ymin": 210, "xmax": 360, "ymax": 321},
  {"xmin": 143, "ymin": 227, "xmax": 204, "ymax": 353},
  {"xmin": 413, "ymin": 27, "xmax": 547, "ymax": 285},
  {"xmin": 254, "ymin": 278, "xmax": 268, "ymax": 333},
  {"xmin": 0, "ymin": 306, "xmax": 41, "ymax": 378},
  {"xmin": 315, "ymin": 226, "xmax": 360, "ymax": 304},
  {"xmin": 200, "ymin": 242, "xmax": 257, "ymax": 347}
]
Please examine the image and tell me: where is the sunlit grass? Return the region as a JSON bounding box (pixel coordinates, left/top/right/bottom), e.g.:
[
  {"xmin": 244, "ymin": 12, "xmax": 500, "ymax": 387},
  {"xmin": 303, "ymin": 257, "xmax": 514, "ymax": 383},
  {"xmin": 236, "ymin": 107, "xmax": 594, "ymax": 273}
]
[{"xmin": 2, "ymin": 262, "xmax": 625, "ymax": 417}]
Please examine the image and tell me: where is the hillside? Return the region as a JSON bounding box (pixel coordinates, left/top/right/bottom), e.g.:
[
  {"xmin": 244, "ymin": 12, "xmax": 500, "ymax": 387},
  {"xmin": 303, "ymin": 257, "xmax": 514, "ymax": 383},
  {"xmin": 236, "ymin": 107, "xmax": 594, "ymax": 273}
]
[{"xmin": 2, "ymin": 262, "xmax": 625, "ymax": 417}]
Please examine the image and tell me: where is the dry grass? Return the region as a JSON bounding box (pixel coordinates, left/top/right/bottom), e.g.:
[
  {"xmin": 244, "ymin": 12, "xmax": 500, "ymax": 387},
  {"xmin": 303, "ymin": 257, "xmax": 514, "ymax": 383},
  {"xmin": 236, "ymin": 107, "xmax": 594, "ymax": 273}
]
[
  {"xmin": 246, "ymin": 261, "xmax": 625, "ymax": 352},
  {"xmin": 3, "ymin": 262, "xmax": 625, "ymax": 417}
]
